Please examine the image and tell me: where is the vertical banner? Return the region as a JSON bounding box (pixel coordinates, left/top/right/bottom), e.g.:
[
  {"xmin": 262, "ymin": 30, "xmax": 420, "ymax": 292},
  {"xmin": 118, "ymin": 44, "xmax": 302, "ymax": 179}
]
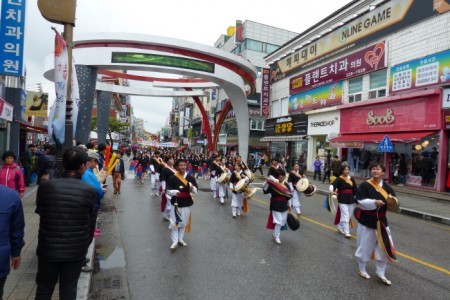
[
  {"xmin": 0, "ymin": 0, "xmax": 27, "ymax": 76},
  {"xmin": 235, "ymin": 20, "xmax": 243, "ymax": 43},
  {"xmin": 260, "ymin": 68, "xmax": 270, "ymax": 117},
  {"xmin": 71, "ymin": 62, "xmax": 80, "ymax": 137},
  {"xmin": 48, "ymin": 33, "xmax": 68, "ymax": 145}
]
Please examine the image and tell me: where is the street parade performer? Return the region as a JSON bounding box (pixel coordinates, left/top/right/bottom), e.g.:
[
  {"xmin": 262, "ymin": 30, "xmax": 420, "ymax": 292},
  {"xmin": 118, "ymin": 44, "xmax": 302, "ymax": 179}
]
[
  {"xmin": 330, "ymin": 165, "xmax": 357, "ymax": 238},
  {"xmin": 287, "ymin": 163, "xmax": 303, "ymax": 215},
  {"xmin": 262, "ymin": 168, "xmax": 292, "ymax": 245},
  {"xmin": 229, "ymin": 163, "xmax": 249, "ymax": 218},
  {"xmin": 210, "ymin": 154, "xmax": 224, "ymax": 202},
  {"xmin": 354, "ymin": 162, "xmax": 398, "ymax": 286},
  {"xmin": 159, "ymin": 155, "xmax": 177, "ymax": 221},
  {"xmin": 166, "ymin": 159, "xmax": 198, "ymax": 250},
  {"xmin": 150, "ymin": 150, "xmax": 163, "ymax": 196}
]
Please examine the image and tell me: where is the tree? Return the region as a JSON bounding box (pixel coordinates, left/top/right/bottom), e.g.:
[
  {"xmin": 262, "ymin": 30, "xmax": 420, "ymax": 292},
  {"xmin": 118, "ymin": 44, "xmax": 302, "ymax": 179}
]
[{"xmin": 90, "ymin": 117, "xmax": 130, "ymax": 145}]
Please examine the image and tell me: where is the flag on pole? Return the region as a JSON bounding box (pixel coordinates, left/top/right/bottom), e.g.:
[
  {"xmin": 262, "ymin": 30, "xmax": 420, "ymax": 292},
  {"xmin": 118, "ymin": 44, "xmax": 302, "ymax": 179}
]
[
  {"xmin": 71, "ymin": 62, "xmax": 80, "ymax": 137},
  {"xmin": 48, "ymin": 32, "xmax": 68, "ymax": 145}
]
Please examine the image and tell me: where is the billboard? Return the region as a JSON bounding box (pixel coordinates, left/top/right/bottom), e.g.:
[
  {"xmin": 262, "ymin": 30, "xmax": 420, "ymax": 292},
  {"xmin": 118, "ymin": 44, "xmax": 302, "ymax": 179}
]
[
  {"xmin": 26, "ymin": 91, "xmax": 49, "ymax": 117},
  {"xmin": 290, "ymin": 42, "xmax": 386, "ymax": 95},
  {"xmin": 390, "ymin": 49, "xmax": 450, "ymax": 93},
  {"xmin": 289, "ymin": 82, "xmax": 343, "ymax": 113},
  {"xmin": 271, "ymin": 0, "xmax": 446, "ymax": 82}
]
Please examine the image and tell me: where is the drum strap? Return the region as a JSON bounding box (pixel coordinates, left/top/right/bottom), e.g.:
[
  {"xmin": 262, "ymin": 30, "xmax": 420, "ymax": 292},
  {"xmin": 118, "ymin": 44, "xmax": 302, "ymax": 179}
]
[{"xmin": 367, "ymin": 179, "xmax": 388, "ymax": 200}]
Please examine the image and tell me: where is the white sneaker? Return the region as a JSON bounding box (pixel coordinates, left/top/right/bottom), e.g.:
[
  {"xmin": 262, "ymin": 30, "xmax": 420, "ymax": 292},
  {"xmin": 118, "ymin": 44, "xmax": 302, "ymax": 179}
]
[
  {"xmin": 178, "ymin": 240, "xmax": 187, "ymax": 247},
  {"xmin": 274, "ymin": 238, "xmax": 281, "ymax": 245},
  {"xmin": 170, "ymin": 243, "xmax": 178, "ymax": 250},
  {"xmin": 232, "ymin": 214, "xmax": 236, "ymax": 218},
  {"xmin": 376, "ymin": 274, "xmax": 391, "ymax": 286},
  {"xmin": 345, "ymin": 233, "xmax": 351, "ymax": 238},
  {"xmin": 359, "ymin": 271, "xmax": 371, "ymax": 279}
]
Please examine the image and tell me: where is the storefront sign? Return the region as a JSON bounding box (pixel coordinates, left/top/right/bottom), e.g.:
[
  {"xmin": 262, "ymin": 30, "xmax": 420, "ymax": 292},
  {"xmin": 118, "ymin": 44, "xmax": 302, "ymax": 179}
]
[
  {"xmin": 308, "ymin": 111, "xmax": 340, "ymax": 136},
  {"xmin": 340, "ymin": 96, "xmax": 441, "ymax": 134},
  {"xmin": 264, "ymin": 113, "xmax": 308, "ymax": 136},
  {"xmin": 261, "ymin": 68, "xmax": 270, "ymax": 116},
  {"xmin": 0, "ymin": 97, "xmax": 13, "ymax": 121},
  {"xmin": 330, "ymin": 141, "xmax": 364, "ymax": 149},
  {"xmin": 226, "ymin": 106, "xmax": 260, "ymax": 119},
  {"xmin": 289, "ymin": 82, "xmax": 342, "ymax": 113},
  {"xmin": 443, "ymin": 110, "xmax": 450, "ymax": 129},
  {"xmin": 271, "ymin": 0, "xmax": 443, "ymax": 82},
  {"xmin": 290, "ymin": 42, "xmax": 386, "ymax": 94},
  {"xmin": 390, "ymin": 49, "xmax": 450, "ymax": 93},
  {"xmin": 0, "ymin": 0, "xmax": 27, "ymax": 76}
]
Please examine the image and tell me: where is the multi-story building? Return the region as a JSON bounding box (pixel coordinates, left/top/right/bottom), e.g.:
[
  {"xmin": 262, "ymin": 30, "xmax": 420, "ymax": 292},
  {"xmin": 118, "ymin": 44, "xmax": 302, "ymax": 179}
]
[
  {"xmin": 213, "ymin": 20, "xmax": 298, "ymax": 158},
  {"xmin": 264, "ymin": 0, "xmax": 450, "ymax": 192}
]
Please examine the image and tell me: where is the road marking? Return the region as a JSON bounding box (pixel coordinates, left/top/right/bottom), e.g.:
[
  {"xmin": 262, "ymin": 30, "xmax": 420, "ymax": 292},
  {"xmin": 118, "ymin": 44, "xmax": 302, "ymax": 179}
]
[{"xmin": 251, "ymin": 197, "xmax": 450, "ymax": 276}]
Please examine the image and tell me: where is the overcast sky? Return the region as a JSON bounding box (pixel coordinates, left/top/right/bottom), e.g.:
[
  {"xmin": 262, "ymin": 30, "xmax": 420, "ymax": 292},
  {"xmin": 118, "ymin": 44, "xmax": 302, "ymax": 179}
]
[{"xmin": 23, "ymin": 0, "xmax": 353, "ymax": 133}]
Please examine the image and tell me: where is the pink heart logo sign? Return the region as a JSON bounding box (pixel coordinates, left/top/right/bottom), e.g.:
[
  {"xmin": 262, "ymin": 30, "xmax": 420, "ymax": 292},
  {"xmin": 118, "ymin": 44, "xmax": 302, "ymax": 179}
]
[{"xmin": 364, "ymin": 43, "xmax": 385, "ymax": 69}]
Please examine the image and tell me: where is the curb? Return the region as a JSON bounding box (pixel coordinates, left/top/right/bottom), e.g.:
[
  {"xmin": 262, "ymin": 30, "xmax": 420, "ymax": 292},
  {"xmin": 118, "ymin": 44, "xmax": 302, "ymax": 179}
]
[
  {"xmin": 314, "ymin": 188, "xmax": 450, "ymax": 226},
  {"xmin": 77, "ymin": 239, "xmax": 95, "ymax": 299}
]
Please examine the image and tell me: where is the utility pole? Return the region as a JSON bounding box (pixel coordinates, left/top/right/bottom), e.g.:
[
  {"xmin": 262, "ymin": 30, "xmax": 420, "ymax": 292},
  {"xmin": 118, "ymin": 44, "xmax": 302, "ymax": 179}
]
[{"xmin": 38, "ymin": 0, "xmax": 77, "ymax": 174}]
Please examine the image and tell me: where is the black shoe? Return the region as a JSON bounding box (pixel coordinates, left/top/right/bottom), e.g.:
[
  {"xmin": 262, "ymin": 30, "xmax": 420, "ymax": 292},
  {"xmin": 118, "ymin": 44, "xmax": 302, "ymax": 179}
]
[{"xmin": 81, "ymin": 266, "xmax": 93, "ymax": 272}]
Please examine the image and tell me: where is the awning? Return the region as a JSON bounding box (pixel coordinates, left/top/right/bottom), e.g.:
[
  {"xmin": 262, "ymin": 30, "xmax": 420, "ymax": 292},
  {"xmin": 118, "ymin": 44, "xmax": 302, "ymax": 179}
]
[
  {"xmin": 20, "ymin": 122, "xmax": 48, "ymax": 134},
  {"xmin": 330, "ymin": 131, "xmax": 437, "ymax": 144},
  {"xmin": 260, "ymin": 135, "xmax": 306, "ymax": 142}
]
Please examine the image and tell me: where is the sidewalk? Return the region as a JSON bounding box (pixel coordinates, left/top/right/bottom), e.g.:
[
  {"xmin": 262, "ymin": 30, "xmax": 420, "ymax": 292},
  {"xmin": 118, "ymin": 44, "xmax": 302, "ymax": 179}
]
[
  {"xmin": 254, "ymin": 167, "xmax": 450, "ymax": 226},
  {"xmin": 4, "ymin": 185, "xmax": 93, "ymax": 300}
]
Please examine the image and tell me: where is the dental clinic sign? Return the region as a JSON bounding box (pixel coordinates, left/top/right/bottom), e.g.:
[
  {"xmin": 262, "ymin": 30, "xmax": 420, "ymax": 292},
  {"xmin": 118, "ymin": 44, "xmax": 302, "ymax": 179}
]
[{"xmin": 0, "ymin": 0, "xmax": 27, "ymax": 76}]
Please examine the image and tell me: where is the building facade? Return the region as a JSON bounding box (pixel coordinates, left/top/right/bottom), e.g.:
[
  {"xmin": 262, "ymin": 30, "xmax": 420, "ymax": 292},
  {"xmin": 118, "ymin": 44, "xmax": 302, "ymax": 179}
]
[{"xmin": 265, "ymin": 0, "xmax": 450, "ymax": 191}]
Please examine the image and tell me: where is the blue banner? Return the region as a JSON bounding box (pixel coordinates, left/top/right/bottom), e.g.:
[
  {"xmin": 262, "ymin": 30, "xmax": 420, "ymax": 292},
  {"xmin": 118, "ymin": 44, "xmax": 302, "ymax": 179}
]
[{"xmin": 0, "ymin": 0, "xmax": 26, "ymax": 76}]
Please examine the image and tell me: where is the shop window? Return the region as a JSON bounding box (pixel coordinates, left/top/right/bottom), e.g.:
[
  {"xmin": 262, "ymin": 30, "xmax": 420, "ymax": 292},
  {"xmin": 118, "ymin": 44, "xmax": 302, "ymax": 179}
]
[
  {"xmin": 245, "ymin": 39, "xmax": 263, "ymax": 52},
  {"xmin": 272, "ymin": 99, "xmax": 280, "ymax": 117},
  {"xmin": 250, "ymin": 119, "xmax": 265, "ymax": 130},
  {"xmin": 369, "ymin": 69, "xmax": 387, "ymax": 99},
  {"xmin": 281, "ymin": 97, "xmax": 289, "ymax": 115},
  {"xmin": 348, "ymin": 77, "xmax": 363, "ymax": 103}
]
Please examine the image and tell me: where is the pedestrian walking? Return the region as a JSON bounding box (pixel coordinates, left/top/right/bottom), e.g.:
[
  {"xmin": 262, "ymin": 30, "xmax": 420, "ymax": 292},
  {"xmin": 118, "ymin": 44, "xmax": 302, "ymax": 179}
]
[
  {"xmin": 331, "ymin": 155, "xmax": 341, "ymax": 177},
  {"xmin": 112, "ymin": 152, "xmax": 125, "ymax": 194},
  {"xmin": 330, "ymin": 165, "xmax": 357, "ymax": 238},
  {"xmin": 354, "ymin": 162, "xmax": 397, "ymax": 286},
  {"xmin": 166, "ymin": 159, "xmax": 198, "ymax": 250},
  {"xmin": 313, "ymin": 156, "xmax": 322, "ymax": 181},
  {"xmin": 0, "ymin": 151, "xmax": 25, "ymax": 197},
  {"xmin": 0, "ymin": 185, "xmax": 25, "ymax": 298},
  {"xmin": 322, "ymin": 154, "xmax": 331, "ymax": 183},
  {"xmin": 210, "ymin": 154, "xmax": 223, "ymax": 200},
  {"xmin": 252, "ymin": 153, "xmax": 264, "ymax": 175},
  {"xmin": 35, "ymin": 148, "xmax": 97, "ymax": 299}
]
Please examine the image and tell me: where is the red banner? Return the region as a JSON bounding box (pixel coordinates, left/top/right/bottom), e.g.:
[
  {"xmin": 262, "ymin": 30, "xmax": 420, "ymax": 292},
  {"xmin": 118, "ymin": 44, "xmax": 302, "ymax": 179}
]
[
  {"xmin": 261, "ymin": 68, "xmax": 270, "ymax": 117},
  {"xmin": 290, "ymin": 41, "xmax": 386, "ymax": 95}
]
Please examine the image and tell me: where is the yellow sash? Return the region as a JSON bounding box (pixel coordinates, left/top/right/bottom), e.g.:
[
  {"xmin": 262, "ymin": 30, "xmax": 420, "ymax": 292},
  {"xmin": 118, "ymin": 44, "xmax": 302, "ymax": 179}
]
[
  {"xmin": 174, "ymin": 172, "xmax": 193, "ymax": 232},
  {"xmin": 174, "ymin": 172, "xmax": 189, "ymax": 186},
  {"xmin": 340, "ymin": 175, "xmax": 353, "ymax": 186},
  {"xmin": 367, "ymin": 179, "xmax": 388, "ymax": 200}
]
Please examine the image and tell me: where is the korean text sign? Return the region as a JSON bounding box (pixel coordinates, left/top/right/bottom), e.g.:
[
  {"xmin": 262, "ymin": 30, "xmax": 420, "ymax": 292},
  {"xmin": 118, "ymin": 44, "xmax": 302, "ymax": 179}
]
[
  {"xmin": 0, "ymin": 0, "xmax": 26, "ymax": 76},
  {"xmin": 290, "ymin": 42, "xmax": 385, "ymax": 95}
]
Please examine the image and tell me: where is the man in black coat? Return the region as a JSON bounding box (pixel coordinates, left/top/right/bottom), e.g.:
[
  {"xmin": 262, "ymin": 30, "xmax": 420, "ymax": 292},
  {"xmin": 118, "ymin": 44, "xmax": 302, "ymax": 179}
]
[{"xmin": 35, "ymin": 148, "xmax": 97, "ymax": 299}]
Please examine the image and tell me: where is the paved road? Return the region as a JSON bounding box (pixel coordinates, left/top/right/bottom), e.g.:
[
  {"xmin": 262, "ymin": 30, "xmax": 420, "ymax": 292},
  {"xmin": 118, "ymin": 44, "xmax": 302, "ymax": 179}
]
[{"xmin": 89, "ymin": 170, "xmax": 450, "ymax": 299}]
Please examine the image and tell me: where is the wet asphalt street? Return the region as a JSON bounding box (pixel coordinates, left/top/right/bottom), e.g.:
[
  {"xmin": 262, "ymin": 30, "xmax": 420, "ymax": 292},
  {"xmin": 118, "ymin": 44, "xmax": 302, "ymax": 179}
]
[{"xmin": 94, "ymin": 171, "xmax": 450, "ymax": 299}]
